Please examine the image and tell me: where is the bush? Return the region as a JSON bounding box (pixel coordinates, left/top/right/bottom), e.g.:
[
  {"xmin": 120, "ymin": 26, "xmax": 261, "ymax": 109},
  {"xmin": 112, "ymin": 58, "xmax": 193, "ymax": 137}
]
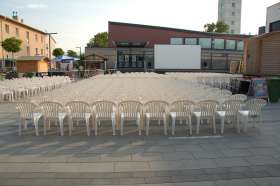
[
  {"xmin": 5, "ymin": 71, "xmax": 18, "ymax": 79},
  {"xmin": 23, "ymin": 72, "xmax": 35, "ymax": 78}
]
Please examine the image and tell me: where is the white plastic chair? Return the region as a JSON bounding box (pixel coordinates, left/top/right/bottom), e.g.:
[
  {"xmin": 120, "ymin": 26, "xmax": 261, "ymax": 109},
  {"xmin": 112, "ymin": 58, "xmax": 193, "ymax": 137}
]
[
  {"xmin": 170, "ymin": 100, "xmax": 194, "ymax": 136},
  {"xmin": 237, "ymin": 99, "xmax": 267, "ymax": 132},
  {"xmin": 66, "ymin": 101, "xmax": 91, "ymax": 136},
  {"xmin": 193, "ymin": 100, "xmax": 219, "ymax": 135},
  {"xmin": 92, "ymin": 101, "xmax": 116, "ymax": 136},
  {"xmin": 216, "ymin": 100, "xmax": 243, "ymax": 134},
  {"xmin": 231, "ymin": 94, "xmax": 248, "ymax": 102},
  {"xmin": 144, "ymin": 101, "xmax": 169, "ymax": 136},
  {"xmin": 119, "ymin": 101, "xmax": 142, "ymax": 136},
  {"xmin": 16, "ymin": 102, "xmax": 40, "ymax": 136},
  {"xmin": 39, "ymin": 101, "xmax": 66, "ymax": 136}
]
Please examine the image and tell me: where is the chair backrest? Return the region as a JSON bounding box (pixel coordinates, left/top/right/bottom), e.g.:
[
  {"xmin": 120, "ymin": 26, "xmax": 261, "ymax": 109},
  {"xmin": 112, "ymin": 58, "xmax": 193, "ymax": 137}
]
[
  {"xmin": 119, "ymin": 101, "xmax": 142, "ymax": 117},
  {"xmin": 222, "ymin": 100, "xmax": 243, "ymax": 116},
  {"xmin": 246, "ymin": 98, "xmax": 267, "ymax": 116},
  {"xmin": 16, "ymin": 102, "xmax": 37, "ymax": 118},
  {"xmin": 221, "ymin": 89, "xmax": 232, "ymax": 96},
  {"xmin": 144, "ymin": 101, "xmax": 169, "ymax": 117},
  {"xmin": 198, "ymin": 100, "xmax": 219, "ymax": 117},
  {"xmin": 231, "ymin": 94, "xmax": 247, "ymax": 102},
  {"xmin": 93, "ymin": 101, "xmax": 116, "ymax": 118},
  {"xmin": 170, "ymin": 100, "xmax": 194, "ymax": 115},
  {"xmin": 66, "ymin": 101, "xmax": 90, "ymax": 119},
  {"xmin": 39, "ymin": 101, "xmax": 63, "ymax": 118}
]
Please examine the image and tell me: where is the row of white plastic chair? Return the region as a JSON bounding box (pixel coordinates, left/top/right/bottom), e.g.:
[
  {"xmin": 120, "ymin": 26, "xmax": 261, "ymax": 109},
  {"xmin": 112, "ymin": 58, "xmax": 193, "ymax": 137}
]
[
  {"xmin": 0, "ymin": 76, "xmax": 71, "ymax": 102},
  {"xmin": 16, "ymin": 96, "xmax": 266, "ymax": 137}
]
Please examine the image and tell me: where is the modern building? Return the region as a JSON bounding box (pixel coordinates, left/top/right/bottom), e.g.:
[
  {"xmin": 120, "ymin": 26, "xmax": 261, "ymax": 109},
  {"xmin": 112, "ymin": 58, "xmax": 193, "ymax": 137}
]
[
  {"xmin": 266, "ymin": 2, "xmax": 280, "ymax": 33},
  {"xmin": 218, "ymin": 0, "xmax": 242, "ymax": 34},
  {"xmin": 243, "ymin": 31, "xmax": 280, "ymax": 75},
  {"xmin": 0, "ymin": 13, "xmax": 56, "ymax": 70},
  {"xmin": 98, "ymin": 21, "xmax": 249, "ymax": 72}
]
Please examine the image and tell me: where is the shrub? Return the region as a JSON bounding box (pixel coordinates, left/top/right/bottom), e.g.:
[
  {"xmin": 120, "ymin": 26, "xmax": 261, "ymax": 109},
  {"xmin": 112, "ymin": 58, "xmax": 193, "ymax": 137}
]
[
  {"xmin": 5, "ymin": 71, "xmax": 18, "ymax": 79},
  {"xmin": 23, "ymin": 72, "xmax": 35, "ymax": 78}
]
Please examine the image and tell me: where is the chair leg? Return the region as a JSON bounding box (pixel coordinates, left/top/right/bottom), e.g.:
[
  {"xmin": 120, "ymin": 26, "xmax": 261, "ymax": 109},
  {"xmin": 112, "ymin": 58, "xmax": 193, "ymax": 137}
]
[
  {"xmin": 221, "ymin": 116, "xmax": 225, "ymax": 135},
  {"xmin": 112, "ymin": 117, "xmax": 116, "ymax": 136},
  {"xmin": 137, "ymin": 117, "xmax": 141, "ymax": 136},
  {"xmin": 188, "ymin": 117, "xmax": 192, "ymax": 136},
  {"xmin": 59, "ymin": 118, "xmax": 64, "ymax": 136},
  {"xmin": 24, "ymin": 120, "xmax": 28, "ymax": 129},
  {"xmin": 120, "ymin": 117, "xmax": 124, "ymax": 136},
  {"xmin": 95, "ymin": 119, "xmax": 98, "ymax": 136},
  {"xmin": 236, "ymin": 115, "xmax": 240, "ymax": 133},
  {"xmin": 196, "ymin": 116, "xmax": 200, "ymax": 135},
  {"xmin": 48, "ymin": 120, "xmax": 51, "ymax": 129},
  {"xmin": 43, "ymin": 117, "xmax": 47, "ymax": 136},
  {"xmin": 68, "ymin": 117, "xmax": 72, "ymax": 136},
  {"xmin": 86, "ymin": 118, "xmax": 90, "ymax": 136},
  {"xmin": 213, "ymin": 117, "xmax": 216, "ymax": 135},
  {"xmin": 163, "ymin": 116, "xmax": 167, "ymax": 136},
  {"xmin": 146, "ymin": 117, "xmax": 150, "ymax": 136},
  {"xmin": 171, "ymin": 116, "xmax": 176, "ymax": 136},
  {"xmin": 34, "ymin": 118, "xmax": 39, "ymax": 136}
]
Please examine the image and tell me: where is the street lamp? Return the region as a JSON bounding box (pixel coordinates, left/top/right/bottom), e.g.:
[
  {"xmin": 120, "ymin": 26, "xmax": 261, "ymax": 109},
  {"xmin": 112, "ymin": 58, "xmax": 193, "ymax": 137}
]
[
  {"xmin": 76, "ymin": 47, "xmax": 82, "ymax": 59},
  {"xmin": 45, "ymin": 32, "xmax": 57, "ymax": 59}
]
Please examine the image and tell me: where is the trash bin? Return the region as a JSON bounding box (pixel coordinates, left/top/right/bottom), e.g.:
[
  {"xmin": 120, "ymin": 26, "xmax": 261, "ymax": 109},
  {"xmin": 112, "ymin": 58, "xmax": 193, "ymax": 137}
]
[{"xmin": 266, "ymin": 78, "xmax": 280, "ymax": 103}]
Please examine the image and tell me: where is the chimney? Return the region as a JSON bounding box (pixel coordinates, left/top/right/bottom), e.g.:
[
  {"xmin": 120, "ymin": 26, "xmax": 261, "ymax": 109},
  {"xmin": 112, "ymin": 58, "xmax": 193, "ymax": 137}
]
[
  {"xmin": 21, "ymin": 19, "xmax": 24, "ymax": 23},
  {"xmin": 12, "ymin": 11, "xmax": 19, "ymax": 21}
]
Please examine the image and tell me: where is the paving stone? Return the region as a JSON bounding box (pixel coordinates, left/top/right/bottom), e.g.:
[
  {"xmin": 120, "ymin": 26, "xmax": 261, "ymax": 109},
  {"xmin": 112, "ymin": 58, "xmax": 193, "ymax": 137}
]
[
  {"xmin": 221, "ymin": 149, "xmax": 253, "ymax": 157},
  {"xmin": 216, "ymin": 178, "xmax": 257, "ymax": 186},
  {"xmin": 253, "ymin": 177, "xmax": 280, "ymax": 186},
  {"xmin": 215, "ymin": 157, "xmax": 250, "ymax": 168},
  {"xmin": 245, "ymin": 156, "xmax": 279, "ymax": 166},
  {"xmin": 114, "ymin": 162, "xmax": 151, "ymax": 172}
]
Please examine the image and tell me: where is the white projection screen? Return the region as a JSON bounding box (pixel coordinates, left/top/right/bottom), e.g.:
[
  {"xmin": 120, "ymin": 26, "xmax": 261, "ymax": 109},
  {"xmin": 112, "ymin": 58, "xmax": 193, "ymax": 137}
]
[{"xmin": 154, "ymin": 45, "xmax": 201, "ymax": 69}]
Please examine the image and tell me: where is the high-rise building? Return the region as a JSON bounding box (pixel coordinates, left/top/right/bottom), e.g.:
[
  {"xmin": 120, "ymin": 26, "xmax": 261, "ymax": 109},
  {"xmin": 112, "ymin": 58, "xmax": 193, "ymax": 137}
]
[
  {"xmin": 266, "ymin": 2, "xmax": 280, "ymax": 33},
  {"xmin": 218, "ymin": 0, "xmax": 242, "ymax": 34}
]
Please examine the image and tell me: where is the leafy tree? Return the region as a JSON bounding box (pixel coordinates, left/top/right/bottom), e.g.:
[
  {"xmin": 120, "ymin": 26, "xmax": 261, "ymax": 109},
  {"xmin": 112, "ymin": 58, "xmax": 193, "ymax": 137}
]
[
  {"xmin": 67, "ymin": 50, "xmax": 78, "ymax": 58},
  {"xmin": 204, "ymin": 21, "xmax": 229, "ymax": 33},
  {"xmin": 1, "ymin": 37, "xmax": 22, "ymax": 64},
  {"xmin": 87, "ymin": 32, "xmax": 108, "ymax": 47},
  {"xmin": 52, "ymin": 48, "xmax": 64, "ymax": 57}
]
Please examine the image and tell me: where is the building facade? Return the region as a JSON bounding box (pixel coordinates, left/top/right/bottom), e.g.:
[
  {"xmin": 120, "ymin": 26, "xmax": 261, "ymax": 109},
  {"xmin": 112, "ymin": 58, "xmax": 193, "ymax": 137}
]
[
  {"xmin": 218, "ymin": 0, "xmax": 242, "ymax": 34},
  {"xmin": 106, "ymin": 21, "xmax": 250, "ymax": 72},
  {"xmin": 266, "ymin": 2, "xmax": 280, "ymax": 33},
  {"xmin": 0, "ymin": 13, "xmax": 56, "ymax": 69}
]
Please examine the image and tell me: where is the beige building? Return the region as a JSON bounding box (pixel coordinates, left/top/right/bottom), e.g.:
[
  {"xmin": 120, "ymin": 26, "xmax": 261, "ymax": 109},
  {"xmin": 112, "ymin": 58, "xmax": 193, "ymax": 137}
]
[{"xmin": 0, "ymin": 13, "xmax": 56, "ymax": 69}]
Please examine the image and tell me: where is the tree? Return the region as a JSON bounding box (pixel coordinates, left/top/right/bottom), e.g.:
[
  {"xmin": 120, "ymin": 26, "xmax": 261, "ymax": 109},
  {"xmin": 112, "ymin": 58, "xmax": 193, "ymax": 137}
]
[
  {"xmin": 87, "ymin": 32, "xmax": 108, "ymax": 48},
  {"xmin": 67, "ymin": 50, "xmax": 78, "ymax": 58},
  {"xmin": 52, "ymin": 48, "xmax": 64, "ymax": 57},
  {"xmin": 204, "ymin": 21, "xmax": 229, "ymax": 33},
  {"xmin": 1, "ymin": 37, "xmax": 22, "ymax": 65}
]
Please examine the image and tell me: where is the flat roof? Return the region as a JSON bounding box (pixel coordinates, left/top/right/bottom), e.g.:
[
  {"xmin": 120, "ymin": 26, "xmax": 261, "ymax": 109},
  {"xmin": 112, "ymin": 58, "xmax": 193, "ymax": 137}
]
[{"xmin": 109, "ymin": 21, "xmax": 251, "ymax": 38}]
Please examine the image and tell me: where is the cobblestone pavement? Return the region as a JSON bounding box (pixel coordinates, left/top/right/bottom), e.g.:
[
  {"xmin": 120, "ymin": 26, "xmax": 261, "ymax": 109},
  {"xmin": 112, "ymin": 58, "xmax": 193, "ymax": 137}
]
[{"xmin": 0, "ymin": 103, "xmax": 280, "ymax": 186}]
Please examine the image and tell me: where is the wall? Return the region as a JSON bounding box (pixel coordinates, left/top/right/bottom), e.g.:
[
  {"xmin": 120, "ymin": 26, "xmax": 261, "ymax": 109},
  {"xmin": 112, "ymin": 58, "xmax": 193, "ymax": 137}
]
[
  {"xmin": 266, "ymin": 2, "xmax": 280, "ymax": 33},
  {"xmin": 85, "ymin": 47, "xmax": 117, "ymax": 69}
]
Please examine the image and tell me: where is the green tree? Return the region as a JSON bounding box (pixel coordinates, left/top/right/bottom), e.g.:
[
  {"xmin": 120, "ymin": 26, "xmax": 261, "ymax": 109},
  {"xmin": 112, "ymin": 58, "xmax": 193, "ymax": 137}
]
[
  {"xmin": 67, "ymin": 50, "xmax": 78, "ymax": 58},
  {"xmin": 1, "ymin": 37, "xmax": 22, "ymax": 66},
  {"xmin": 204, "ymin": 21, "xmax": 229, "ymax": 33},
  {"xmin": 52, "ymin": 48, "xmax": 64, "ymax": 57},
  {"xmin": 87, "ymin": 32, "xmax": 108, "ymax": 47}
]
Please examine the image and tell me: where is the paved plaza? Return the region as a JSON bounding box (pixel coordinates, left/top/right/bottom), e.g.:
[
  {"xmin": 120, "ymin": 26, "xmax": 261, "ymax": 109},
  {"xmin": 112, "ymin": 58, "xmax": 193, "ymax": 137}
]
[{"xmin": 0, "ymin": 103, "xmax": 280, "ymax": 186}]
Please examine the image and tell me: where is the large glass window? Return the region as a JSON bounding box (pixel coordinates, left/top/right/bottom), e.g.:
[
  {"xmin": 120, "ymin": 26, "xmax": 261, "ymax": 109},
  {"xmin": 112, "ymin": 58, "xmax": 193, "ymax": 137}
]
[
  {"xmin": 237, "ymin": 41, "xmax": 244, "ymax": 51},
  {"xmin": 213, "ymin": 39, "xmax": 224, "ymax": 49},
  {"xmin": 170, "ymin": 38, "xmax": 183, "ymax": 45},
  {"xmin": 226, "ymin": 40, "xmax": 236, "ymax": 50},
  {"xmin": 185, "ymin": 38, "xmax": 197, "ymax": 45},
  {"xmin": 199, "ymin": 38, "xmax": 211, "ymax": 49}
]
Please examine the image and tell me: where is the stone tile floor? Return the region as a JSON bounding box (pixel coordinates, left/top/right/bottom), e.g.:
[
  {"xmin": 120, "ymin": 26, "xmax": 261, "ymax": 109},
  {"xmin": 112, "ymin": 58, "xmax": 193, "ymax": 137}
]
[{"xmin": 0, "ymin": 103, "xmax": 280, "ymax": 185}]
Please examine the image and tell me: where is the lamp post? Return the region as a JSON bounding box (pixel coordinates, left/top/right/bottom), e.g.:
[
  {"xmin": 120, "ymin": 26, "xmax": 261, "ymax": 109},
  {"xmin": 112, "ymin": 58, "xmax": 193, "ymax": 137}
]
[
  {"xmin": 76, "ymin": 47, "xmax": 82, "ymax": 59},
  {"xmin": 46, "ymin": 32, "xmax": 57, "ymax": 59}
]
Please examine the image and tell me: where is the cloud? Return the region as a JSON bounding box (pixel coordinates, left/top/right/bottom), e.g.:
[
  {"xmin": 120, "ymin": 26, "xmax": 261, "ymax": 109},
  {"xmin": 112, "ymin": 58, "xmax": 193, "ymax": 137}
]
[{"xmin": 26, "ymin": 3, "xmax": 48, "ymax": 9}]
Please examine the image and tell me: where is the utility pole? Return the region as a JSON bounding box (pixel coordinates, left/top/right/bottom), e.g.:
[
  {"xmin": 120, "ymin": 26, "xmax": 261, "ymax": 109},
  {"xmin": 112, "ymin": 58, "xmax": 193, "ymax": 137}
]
[
  {"xmin": 45, "ymin": 32, "xmax": 57, "ymax": 59},
  {"xmin": 76, "ymin": 47, "xmax": 82, "ymax": 59}
]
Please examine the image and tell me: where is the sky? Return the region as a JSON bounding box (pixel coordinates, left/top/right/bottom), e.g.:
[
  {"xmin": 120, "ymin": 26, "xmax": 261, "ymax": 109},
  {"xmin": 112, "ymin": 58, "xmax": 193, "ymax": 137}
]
[{"xmin": 0, "ymin": 0, "xmax": 279, "ymax": 53}]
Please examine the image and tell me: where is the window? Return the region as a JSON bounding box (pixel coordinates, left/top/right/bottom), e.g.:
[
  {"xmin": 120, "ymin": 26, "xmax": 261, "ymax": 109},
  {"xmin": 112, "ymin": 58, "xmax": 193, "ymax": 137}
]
[
  {"xmin": 226, "ymin": 40, "xmax": 236, "ymax": 50},
  {"xmin": 35, "ymin": 34, "xmax": 38, "ymax": 41},
  {"xmin": 26, "ymin": 47, "xmax": 30, "ymax": 56},
  {"xmin": 232, "ymin": 12, "xmax": 235, "ymax": 16},
  {"xmin": 170, "ymin": 38, "xmax": 183, "ymax": 45},
  {"xmin": 231, "ymin": 21, "xmax": 235, "ymax": 25},
  {"xmin": 26, "ymin": 31, "xmax": 29, "ymax": 43},
  {"xmin": 41, "ymin": 35, "xmax": 44, "ymax": 43},
  {"xmin": 15, "ymin": 28, "xmax": 19, "ymax": 36},
  {"xmin": 232, "ymin": 2, "xmax": 235, "ymax": 7},
  {"xmin": 213, "ymin": 39, "xmax": 224, "ymax": 49},
  {"xmin": 237, "ymin": 41, "xmax": 244, "ymax": 51},
  {"xmin": 231, "ymin": 29, "xmax": 235, "ymax": 34},
  {"xmin": 185, "ymin": 38, "xmax": 197, "ymax": 45},
  {"xmin": 5, "ymin": 24, "xmax": 9, "ymax": 33},
  {"xmin": 35, "ymin": 48, "xmax": 39, "ymax": 55},
  {"xmin": 199, "ymin": 38, "xmax": 211, "ymax": 49},
  {"xmin": 41, "ymin": 49, "xmax": 44, "ymax": 55}
]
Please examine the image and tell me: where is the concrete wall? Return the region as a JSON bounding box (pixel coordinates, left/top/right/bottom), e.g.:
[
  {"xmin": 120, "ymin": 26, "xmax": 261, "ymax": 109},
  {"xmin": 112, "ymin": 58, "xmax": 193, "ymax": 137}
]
[
  {"xmin": 218, "ymin": 0, "xmax": 242, "ymax": 34},
  {"xmin": 266, "ymin": 2, "xmax": 280, "ymax": 33}
]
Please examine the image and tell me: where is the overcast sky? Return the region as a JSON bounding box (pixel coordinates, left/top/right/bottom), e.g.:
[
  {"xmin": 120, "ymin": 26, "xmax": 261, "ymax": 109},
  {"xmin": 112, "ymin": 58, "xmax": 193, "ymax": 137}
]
[{"xmin": 0, "ymin": 0, "xmax": 279, "ymax": 52}]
